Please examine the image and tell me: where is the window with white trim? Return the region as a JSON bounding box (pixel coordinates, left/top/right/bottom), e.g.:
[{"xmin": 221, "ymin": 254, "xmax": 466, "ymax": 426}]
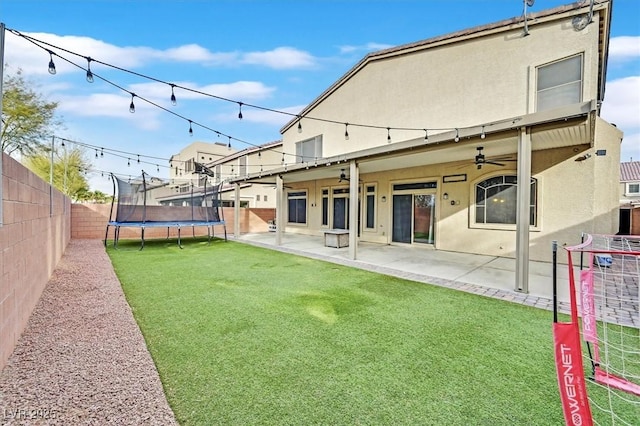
[
  {"xmin": 287, "ymin": 191, "xmax": 307, "ymax": 224},
  {"xmin": 295, "ymin": 136, "xmax": 322, "ymax": 163},
  {"xmin": 475, "ymin": 175, "xmax": 537, "ymax": 226},
  {"xmin": 321, "ymin": 188, "xmax": 329, "ymax": 227},
  {"xmin": 365, "ymin": 184, "xmax": 376, "ymax": 229},
  {"xmin": 627, "ymin": 183, "xmax": 640, "ymax": 196},
  {"xmin": 536, "ymin": 54, "xmax": 583, "ymax": 112}
]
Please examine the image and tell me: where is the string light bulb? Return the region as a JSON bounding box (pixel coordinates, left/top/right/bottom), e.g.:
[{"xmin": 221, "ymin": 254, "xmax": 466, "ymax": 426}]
[
  {"xmin": 157, "ymin": 164, "xmax": 160, "ymax": 173},
  {"xmin": 95, "ymin": 149, "xmax": 98, "ymax": 159},
  {"xmin": 454, "ymin": 128, "xmax": 460, "ymax": 142},
  {"xmin": 227, "ymin": 136, "xmax": 232, "ymax": 150},
  {"xmin": 481, "ymin": 126, "xmax": 486, "ymax": 139},
  {"xmin": 170, "ymin": 85, "xmax": 177, "ymax": 106},
  {"xmin": 387, "ymin": 127, "xmax": 391, "ymax": 143},
  {"xmin": 100, "ymin": 148, "xmax": 104, "ymax": 157},
  {"xmin": 188, "ymin": 120, "xmax": 193, "ymax": 136},
  {"xmin": 344, "ymin": 123, "xmax": 350, "ymax": 140},
  {"xmin": 129, "ymin": 93, "xmax": 136, "ymax": 113},
  {"xmin": 84, "ymin": 57, "xmax": 94, "ymax": 83},
  {"xmin": 137, "ymin": 155, "xmax": 140, "ymax": 164},
  {"xmin": 47, "ymin": 50, "xmax": 56, "ymax": 75},
  {"xmin": 281, "ymin": 152, "xmax": 285, "ymax": 163},
  {"xmin": 127, "ymin": 158, "xmax": 131, "ymax": 167},
  {"xmin": 424, "ymin": 129, "xmax": 429, "ymax": 141},
  {"xmin": 238, "ymin": 102, "xmax": 243, "ymax": 120},
  {"xmin": 297, "ymin": 119, "xmax": 303, "ymax": 133}
]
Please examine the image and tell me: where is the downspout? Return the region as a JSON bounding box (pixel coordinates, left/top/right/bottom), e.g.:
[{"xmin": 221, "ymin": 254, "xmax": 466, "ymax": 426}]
[{"xmin": 515, "ymin": 126, "xmax": 532, "ymax": 293}]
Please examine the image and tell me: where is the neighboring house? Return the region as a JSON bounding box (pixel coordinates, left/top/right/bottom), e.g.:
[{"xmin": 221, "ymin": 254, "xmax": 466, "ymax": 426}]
[
  {"xmin": 155, "ymin": 140, "xmax": 283, "ymax": 208},
  {"xmin": 620, "ymin": 161, "xmax": 640, "ymax": 235},
  {"xmin": 228, "ymin": 0, "xmax": 622, "ymax": 294},
  {"xmin": 149, "ymin": 141, "xmax": 235, "ymax": 206}
]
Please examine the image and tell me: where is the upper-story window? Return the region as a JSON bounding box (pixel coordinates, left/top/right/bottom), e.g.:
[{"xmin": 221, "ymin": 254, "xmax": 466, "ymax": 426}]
[
  {"xmin": 475, "ymin": 175, "xmax": 537, "ymax": 227},
  {"xmin": 626, "ymin": 183, "xmax": 640, "ymax": 196},
  {"xmin": 536, "ymin": 54, "xmax": 583, "ymax": 112},
  {"xmin": 296, "ymin": 136, "xmax": 322, "ymax": 164}
]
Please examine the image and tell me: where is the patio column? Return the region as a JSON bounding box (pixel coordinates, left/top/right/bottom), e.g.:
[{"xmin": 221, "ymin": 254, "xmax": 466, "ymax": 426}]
[
  {"xmin": 515, "ymin": 126, "xmax": 532, "ymax": 293},
  {"xmin": 275, "ymin": 174, "xmax": 283, "ymax": 246},
  {"xmin": 348, "ymin": 160, "xmax": 359, "ymax": 260},
  {"xmin": 234, "ymin": 182, "xmax": 240, "ymax": 238}
]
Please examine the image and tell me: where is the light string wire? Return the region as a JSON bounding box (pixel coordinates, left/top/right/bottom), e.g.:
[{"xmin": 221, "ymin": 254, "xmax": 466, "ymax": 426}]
[
  {"xmin": 9, "ymin": 29, "xmax": 460, "ymax": 134},
  {"xmin": 7, "ymin": 27, "xmax": 513, "ymax": 175}
]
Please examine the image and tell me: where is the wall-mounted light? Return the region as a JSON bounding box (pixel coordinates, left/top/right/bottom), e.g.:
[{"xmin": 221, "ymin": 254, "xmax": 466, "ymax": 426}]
[
  {"xmin": 443, "ymin": 193, "xmax": 449, "ymax": 200},
  {"xmin": 381, "ymin": 195, "xmax": 387, "ymax": 202}
]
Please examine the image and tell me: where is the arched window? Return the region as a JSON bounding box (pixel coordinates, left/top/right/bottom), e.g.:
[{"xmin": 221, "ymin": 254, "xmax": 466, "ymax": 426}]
[{"xmin": 475, "ymin": 175, "xmax": 537, "ymax": 226}]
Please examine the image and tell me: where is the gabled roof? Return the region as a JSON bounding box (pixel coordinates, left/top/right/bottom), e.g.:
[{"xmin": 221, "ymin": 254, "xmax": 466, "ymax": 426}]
[
  {"xmin": 281, "ymin": 0, "xmax": 612, "ymax": 134},
  {"xmin": 621, "ymin": 161, "xmax": 640, "ymax": 182}
]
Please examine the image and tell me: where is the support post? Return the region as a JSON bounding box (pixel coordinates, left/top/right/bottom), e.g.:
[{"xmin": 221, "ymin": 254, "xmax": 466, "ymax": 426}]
[
  {"xmin": 348, "ymin": 160, "xmax": 358, "ymax": 260},
  {"xmin": 515, "ymin": 126, "xmax": 532, "ymax": 293},
  {"xmin": 275, "ymin": 174, "xmax": 284, "ymax": 246},
  {"xmin": 234, "ymin": 182, "xmax": 240, "ymax": 238},
  {"xmin": 0, "ymin": 23, "xmax": 5, "ymax": 226}
]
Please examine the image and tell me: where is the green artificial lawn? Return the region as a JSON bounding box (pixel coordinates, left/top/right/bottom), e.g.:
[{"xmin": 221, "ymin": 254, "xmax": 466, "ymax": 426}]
[{"xmin": 107, "ymin": 238, "xmax": 640, "ymax": 425}]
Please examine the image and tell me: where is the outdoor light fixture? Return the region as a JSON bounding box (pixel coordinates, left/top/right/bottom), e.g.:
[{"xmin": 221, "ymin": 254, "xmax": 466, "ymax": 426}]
[
  {"xmin": 238, "ymin": 102, "xmax": 243, "ymax": 120},
  {"xmin": 344, "ymin": 123, "xmax": 350, "ymax": 140},
  {"xmin": 454, "ymin": 128, "xmax": 460, "ymax": 142},
  {"xmin": 129, "ymin": 93, "xmax": 136, "ymax": 113},
  {"xmin": 297, "ymin": 119, "xmax": 303, "ymax": 133},
  {"xmin": 188, "ymin": 121, "xmax": 193, "ymax": 136},
  {"xmin": 443, "ymin": 193, "xmax": 449, "ymax": 200},
  {"xmin": 85, "ymin": 57, "xmax": 94, "ymax": 83},
  {"xmin": 47, "ymin": 50, "xmax": 56, "ymax": 75},
  {"xmin": 170, "ymin": 85, "xmax": 177, "ymax": 106}
]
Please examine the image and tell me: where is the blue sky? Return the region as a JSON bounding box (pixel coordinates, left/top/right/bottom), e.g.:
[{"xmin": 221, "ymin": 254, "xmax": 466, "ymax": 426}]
[{"xmin": 2, "ymin": 0, "xmax": 639, "ymax": 193}]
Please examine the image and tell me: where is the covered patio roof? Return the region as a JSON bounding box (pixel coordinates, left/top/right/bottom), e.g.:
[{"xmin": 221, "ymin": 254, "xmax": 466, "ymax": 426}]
[{"xmin": 231, "ymin": 101, "xmax": 596, "ymax": 185}]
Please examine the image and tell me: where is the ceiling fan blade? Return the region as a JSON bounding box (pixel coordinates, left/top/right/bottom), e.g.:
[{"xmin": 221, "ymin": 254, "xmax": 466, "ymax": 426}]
[{"xmin": 484, "ymin": 160, "xmax": 505, "ymax": 167}]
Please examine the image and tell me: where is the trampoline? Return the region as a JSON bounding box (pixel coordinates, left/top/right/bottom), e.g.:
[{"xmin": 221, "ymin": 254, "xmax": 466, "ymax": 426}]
[{"xmin": 104, "ymin": 171, "xmax": 227, "ymax": 249}]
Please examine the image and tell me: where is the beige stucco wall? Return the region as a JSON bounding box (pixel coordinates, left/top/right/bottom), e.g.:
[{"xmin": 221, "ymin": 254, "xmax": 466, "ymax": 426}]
[{"xmin": 282, "ymin": 8, "xmax": 604, "ymax": 158}]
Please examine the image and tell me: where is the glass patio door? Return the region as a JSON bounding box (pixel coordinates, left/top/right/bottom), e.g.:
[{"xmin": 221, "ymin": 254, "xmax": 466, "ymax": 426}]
[{"xmin": 392, "ymin": 193, "xmax": 435, "ymax": 244}]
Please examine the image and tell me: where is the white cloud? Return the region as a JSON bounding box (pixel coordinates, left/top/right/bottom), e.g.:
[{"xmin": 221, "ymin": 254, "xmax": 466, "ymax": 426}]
[
  {"xmin": 55, "ymin": 93, "xmax": 162, "ymax": 130},
  {"xmin": 608, "ymin": 36, "xmax": 640, "ymax": 62},
  {"xmin": 601, "ymin": 76, "xmax": 640, "ymax": 130},
  {"xmin": 338, "ymin": 42, "xmax": 394, "ymax": 54},
  {"xmin": 620, "ymin": 132, "xmax": 640, "ymax": 162},
  {"xmin": 127, "ymin": 81, "xmax": 276, "ymax": 103},
  {"xmin": 4, "ymin": 31, "xmax": 319, "ymax": 75},
  {"xmin": 241, "ymin": 47, "xmax": 316, "ymax": 69}
]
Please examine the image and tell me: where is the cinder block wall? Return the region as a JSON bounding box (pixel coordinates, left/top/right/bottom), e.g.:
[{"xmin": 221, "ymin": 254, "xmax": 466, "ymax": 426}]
[
  {"xmin": 71, "ymin": 203, "xmax": 275, "ymax": 240},
  {"xmin": 0, "ymin": 153, "xmax": 71, "ymax": 371}
]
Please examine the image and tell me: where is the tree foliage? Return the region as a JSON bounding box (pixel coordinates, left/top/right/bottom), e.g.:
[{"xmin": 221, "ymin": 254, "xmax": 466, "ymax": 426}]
[
  {"xmin": 1, "ymin": 69, "xmax": 61, "ymax": 157},
  {"xmin": 24, "ymin": 146, "xmax": 92, "ymax": 202}
]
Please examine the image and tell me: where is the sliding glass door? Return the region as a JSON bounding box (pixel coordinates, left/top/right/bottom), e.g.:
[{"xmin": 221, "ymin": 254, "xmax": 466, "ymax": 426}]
[{"xmin": 392, "ymin": 192, "xmax": 436, "ymax": 245}]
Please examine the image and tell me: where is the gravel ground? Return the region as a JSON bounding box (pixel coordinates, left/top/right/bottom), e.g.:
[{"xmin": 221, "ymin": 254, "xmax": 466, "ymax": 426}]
[{"xmin": 0, "ymin": 240, "xmax": 178, "ymax": 425}]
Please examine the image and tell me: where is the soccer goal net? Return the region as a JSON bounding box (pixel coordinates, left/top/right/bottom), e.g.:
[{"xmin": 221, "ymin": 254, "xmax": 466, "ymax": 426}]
[{"xmin": 553, "ymin": 234, "xmax": 640, "ymax": 425}]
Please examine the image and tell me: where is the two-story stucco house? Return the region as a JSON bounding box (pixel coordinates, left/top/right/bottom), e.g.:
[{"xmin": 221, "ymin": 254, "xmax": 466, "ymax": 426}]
[{"xmin": 229, "ymin": 0, "xmax": 622, "ymax": 294}]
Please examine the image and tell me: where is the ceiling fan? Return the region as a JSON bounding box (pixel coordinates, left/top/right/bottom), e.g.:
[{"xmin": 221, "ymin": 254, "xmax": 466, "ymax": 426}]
[
  {"xmin": 338, "ymin": 169, "xmax": 350, "ymax": 182},
  {"xmin": 474, "ymin": 146, "xmax": 516, "ymax": 169}
]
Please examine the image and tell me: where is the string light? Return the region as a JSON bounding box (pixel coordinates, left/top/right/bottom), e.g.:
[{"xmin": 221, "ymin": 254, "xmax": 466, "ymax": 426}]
[
  {"xmin": 85, "ymin": 57, "xmax": 94, "ymax": 83},
  {"xmin": 188, "ymin": 120, "xmax": 193, "ymax": 136},
  {"xmin": 15, "ymin": 30, "xmax": 510, "ymax": 172},
  {"xmin": 157, "ymin": 164, "xmax": 160, "ymax": 173},
  {"xmin": 387, "ymin": 127, "xmax": 391, "ymax": 143},
  {"xmin": 344, "ymin": 123, "xmax": 350, "ymax": 140},
  {"xmin": 481, "ymin": 125, "xmax": 486, "ymax": 139},
  {"xmin": 281, "ymin": 152, "xmax": 285, "ymax": 163},
  {"xmin": 95, "ymin": 149, "xmax": 98, "ymax": 159},
  {"xmin": 424, "ymin": 129, "xmax": 429, "ymax": 141},
  {"xmin": 100, "ymin": 148, "xmax": 104, "ymax": 157},
  {"xmin": 227, "ymin": 136, "xmax": 232, "ymax": 150},
  {"xmin": 170, "ymin": 84, "xmax": 177, "ymax": 106},
  {"xmin": 47, "ymin": 50, "xmax": 56, "ymax": 75},
  {"xmin": 127, "ymin": 158, "xmax": 131, "ymax": 167},
  {"xmin": 129, "ymin": 93, "xmax": 136, "ymax": 113},
  {"xmin": 137, "ymin": 155, "xmax": 140, "ymax": 164}
]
